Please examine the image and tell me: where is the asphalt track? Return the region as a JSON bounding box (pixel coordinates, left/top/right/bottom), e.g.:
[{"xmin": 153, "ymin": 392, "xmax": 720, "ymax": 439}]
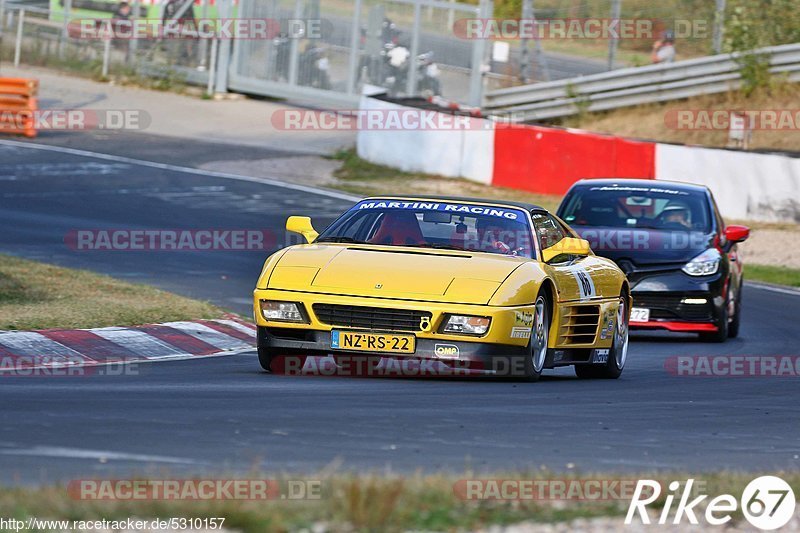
[{"xmin": 1, "ymin": 135, "xmax": 799, "ymax": 485}]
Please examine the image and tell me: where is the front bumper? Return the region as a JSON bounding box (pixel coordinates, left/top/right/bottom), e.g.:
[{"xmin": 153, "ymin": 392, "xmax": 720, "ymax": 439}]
[
  {"xmin": 258, "ymin": 326, "xmax": 530, "ymax": 371},
  {"xmin": 254, "ymin": 288, "xmax": 536, "ymax": 344},
  {"xmin": 254, "ymin": 288, "xmax": 541, "ymax": 373},
  {"xmin": 628, "ymin": 269, "xmax": 725, "ymax": 332}
]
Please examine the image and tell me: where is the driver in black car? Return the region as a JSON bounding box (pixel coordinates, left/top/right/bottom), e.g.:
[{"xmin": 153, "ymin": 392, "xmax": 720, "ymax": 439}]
[{"xmin": 660, "ymin": 204, "xmax": 692, "ymax": 229}]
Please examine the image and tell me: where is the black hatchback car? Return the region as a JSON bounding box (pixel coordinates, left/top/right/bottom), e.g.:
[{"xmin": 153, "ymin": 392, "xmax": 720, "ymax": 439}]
[{"xmin": 557, "ymin": 179, "xmax": 749, "ymax": 342}]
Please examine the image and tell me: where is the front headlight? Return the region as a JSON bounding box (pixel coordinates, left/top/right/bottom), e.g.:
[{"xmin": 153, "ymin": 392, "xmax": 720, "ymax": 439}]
[
  {"xmin": 441, "ymin": 315, "xmax": 491, "ymax": 336},
  {"xmin": 259, "ymin": 300, "xmax": 307, "ymax": 323},
  {"xmin": 682, "ymin": 248, "xmax": 721, "ymax": 276}
]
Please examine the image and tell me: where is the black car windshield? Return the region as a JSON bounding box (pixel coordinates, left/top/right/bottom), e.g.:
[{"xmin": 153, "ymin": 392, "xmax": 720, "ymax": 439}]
[
  {"xmin": 317, "ymin": 200, "xmax": 535, "ymax": 258},
  {"xmin": 559, "ymin": 185, "xmax": 712, "ymax": 232}
]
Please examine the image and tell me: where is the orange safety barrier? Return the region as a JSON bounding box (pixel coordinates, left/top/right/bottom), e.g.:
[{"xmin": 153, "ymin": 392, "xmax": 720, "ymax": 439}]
[{"xmin": 0, "ymin": 78, "xmax": 39, "ymax": 138}]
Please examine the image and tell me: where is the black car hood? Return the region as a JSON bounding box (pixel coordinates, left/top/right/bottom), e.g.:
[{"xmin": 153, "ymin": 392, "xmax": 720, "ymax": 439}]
[{"xmin": 571, "ymin": 226, "xmax": 714, "ymax": 268}]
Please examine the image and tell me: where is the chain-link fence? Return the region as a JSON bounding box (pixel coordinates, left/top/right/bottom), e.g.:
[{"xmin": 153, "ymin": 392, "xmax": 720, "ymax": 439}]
[
  {"xmin": 6, "ymin": 0, "xmax": 791, "ymax": 106},
  {"xmin": 2, "ymin": 0, "xmax": 497, "ymax": 105},
  {"xmin": 227, "ymin": 0, "xmax": 493, "ymax": 106},
  {"xmin": 0, "ymin": 0, "xmax": 214, "ymax": 89}
]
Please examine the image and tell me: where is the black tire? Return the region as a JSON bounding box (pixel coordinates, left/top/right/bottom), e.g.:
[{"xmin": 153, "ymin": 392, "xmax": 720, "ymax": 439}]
[
  {"xmin": 700, "ymin": 294, "xmax": 729, "ymax": 343},
  {"xmin": 727, "ymin": 284, "xmax": 742, "ymax": 339},
  {"xmin": 520, "ymin": 292, "xmax": 551, "ymax": 382},
  {"xmin": 575, "ymin": 295, "xmax": 629, "ymax": 379}
]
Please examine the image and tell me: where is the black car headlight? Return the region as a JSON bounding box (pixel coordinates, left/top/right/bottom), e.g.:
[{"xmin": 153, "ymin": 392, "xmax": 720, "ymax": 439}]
[{"xmin": 682, "ymin": 248, "xmax": 721, "ymax": 276}]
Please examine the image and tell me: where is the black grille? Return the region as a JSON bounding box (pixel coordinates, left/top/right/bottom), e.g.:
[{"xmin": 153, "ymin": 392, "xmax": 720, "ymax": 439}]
[
  {"xmin": 313, "ymin": 304, "xmax": 432, "ymax": 332},
  {"xmin": 633, "ymin": 294, "xmax": 713, "ymax": 321}
]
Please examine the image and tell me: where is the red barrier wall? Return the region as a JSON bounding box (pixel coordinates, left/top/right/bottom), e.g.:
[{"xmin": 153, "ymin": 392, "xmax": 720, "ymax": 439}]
[{"xmin": 492, "ymin": 124, "xmax": 656, "ymax": 195}]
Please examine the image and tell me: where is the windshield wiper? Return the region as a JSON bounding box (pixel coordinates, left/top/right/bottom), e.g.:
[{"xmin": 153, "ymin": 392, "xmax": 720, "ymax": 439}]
[{"xmin": 315, "ymin": 236, "xmax": 369, "ymax": 244}]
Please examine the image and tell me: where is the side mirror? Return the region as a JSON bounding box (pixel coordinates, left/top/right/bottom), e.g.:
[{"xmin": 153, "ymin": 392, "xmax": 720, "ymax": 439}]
[
  {"xmin": 542, "ymin": 237, "xmax": 591, "ymax": 263},
  {"xmin": 286, "ymin": 216, "xmax": 319, "ymax": 244},
  {"xmin": 724, "ymin": 225, "xmax": 750, "ymax": 244}
]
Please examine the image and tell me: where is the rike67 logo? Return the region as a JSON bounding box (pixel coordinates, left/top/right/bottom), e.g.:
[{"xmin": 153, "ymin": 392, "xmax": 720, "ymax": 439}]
[{"xmin": 626, "ymin": 476, "xmax": 796, "ymax": 530}]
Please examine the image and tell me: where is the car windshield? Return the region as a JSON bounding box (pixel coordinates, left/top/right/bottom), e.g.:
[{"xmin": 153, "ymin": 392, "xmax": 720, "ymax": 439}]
[
  {"xmin": 317, "ymin": 200, "xmax": 535, "ymax": 258},
  {"xmin": 559, "ymin": 185, "xmax": 712, "ymax": 232}
]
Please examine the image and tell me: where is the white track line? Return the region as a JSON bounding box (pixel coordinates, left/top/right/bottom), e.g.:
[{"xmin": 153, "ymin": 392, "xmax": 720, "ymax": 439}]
[
  {"xmin": 0, "ymin": 446, "xmax": 201, "ymax": 465},
  {"xmin": 0, "ymin": 139, "xmax": 361, "ymax": 202},
  {"xmin": 746, "ymin": 281, "xmax": 800, "ymax": 297}
]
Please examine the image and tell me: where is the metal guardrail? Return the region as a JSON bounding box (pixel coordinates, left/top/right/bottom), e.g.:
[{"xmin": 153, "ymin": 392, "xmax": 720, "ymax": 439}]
[{"xmin": 484, "ymin": 43, "xmax": 800, "ymax": 121}]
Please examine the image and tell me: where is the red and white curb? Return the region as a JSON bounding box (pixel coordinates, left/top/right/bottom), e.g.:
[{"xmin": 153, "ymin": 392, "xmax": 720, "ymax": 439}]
[{"xmin": 0, "ymin": 316, "xmax": 255, "ymax": 372}]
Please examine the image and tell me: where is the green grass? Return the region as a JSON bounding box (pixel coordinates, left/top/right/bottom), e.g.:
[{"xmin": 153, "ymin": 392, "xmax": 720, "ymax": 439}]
[
  {"xmin": 0, "ymin": 254, "xmax": 224, "ymax": 330},
  {"xmin": 1, "ymin": 471, "xmax": 797, "ymax": 532},
  {"xmin": 746, "ymin": 264, "xmax": 800, "ymax": 288}
]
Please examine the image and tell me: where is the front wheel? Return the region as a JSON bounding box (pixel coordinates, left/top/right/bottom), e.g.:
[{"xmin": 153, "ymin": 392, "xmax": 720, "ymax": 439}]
[
  {"xmin": 700, "ymin": 292, "xmax": 729, "ymax": 343},
  {"xmin": 575, "ymin": 295, "xmax": 629, "ymax": 379},
  {"xmin": 521, "ymin": 293, "xmax": 550, "ymax": 382},
  {"xmin": 727, "ymin": 283, "xmax": 741, "ymax": 339}
]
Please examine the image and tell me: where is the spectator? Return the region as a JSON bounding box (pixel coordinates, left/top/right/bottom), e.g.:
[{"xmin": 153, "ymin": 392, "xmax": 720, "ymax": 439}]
[
  {"xmin": 112, "ymin": 1, "xmax": 131, "ymax": 20},
  {"xmin": 162, "ymin": 0, "xmax": 196, "ymax": 24},
  {"xmin": 162, "ymin": 0, "xmax": 197, "ymax": 64},
  {"xmin": 651, "ymin": 30, "xmax": 676, "ymax": 64}
]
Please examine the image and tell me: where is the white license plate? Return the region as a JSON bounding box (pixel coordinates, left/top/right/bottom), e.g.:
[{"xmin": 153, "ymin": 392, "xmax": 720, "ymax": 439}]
[{"xmin": 630, "ymin": 307, "xmax": 650, "ymax": 323}]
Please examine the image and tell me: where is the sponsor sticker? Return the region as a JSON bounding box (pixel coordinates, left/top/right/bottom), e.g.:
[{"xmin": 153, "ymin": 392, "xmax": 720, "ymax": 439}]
[
  {"xmin": 592, "ymin": 349, "xmax": 610, "ymax": 364},
  {"xmin": 514, "ymin": 310, "xmax": 534, "ymax": 328},
  {"xmin": 600, "ymin": 309, "xmax": 615, "ymax": 340},
  {"xmin": 434, "ymin": 344, "xmax": 460, "ymax": 359},
  {"xmin": 354, "ymin": 201, "xmax": 524, "ymax": 221},
  {"xmin": 510, "ymin": 327, "xmax": 531, "ymax": 339}
]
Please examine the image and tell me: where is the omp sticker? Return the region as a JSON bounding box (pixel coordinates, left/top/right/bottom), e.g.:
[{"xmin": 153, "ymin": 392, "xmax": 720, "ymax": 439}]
[
  {"xmin": 434, "ymin": 344, "xmax": 460, "ymax": 359},
  {"xmin": 514, "ymin": 311, "xmax": 534, "ymax": 328},
  {"xmin": 570, "ymin": 267, "xmax": 596, "ymax": 300},
  {"xmin": 510, "ymin": 327, "xmax": 531, "ymax": 339},
  {"xmin": 592, "ymin": 349, "xmax": 610, "ymax": 364}
]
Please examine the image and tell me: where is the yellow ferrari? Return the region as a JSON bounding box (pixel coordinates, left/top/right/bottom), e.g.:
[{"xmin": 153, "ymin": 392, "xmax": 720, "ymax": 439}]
[{"xmin": 253, "ymin": 196, "xmax": 631, "ymax": 381}]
